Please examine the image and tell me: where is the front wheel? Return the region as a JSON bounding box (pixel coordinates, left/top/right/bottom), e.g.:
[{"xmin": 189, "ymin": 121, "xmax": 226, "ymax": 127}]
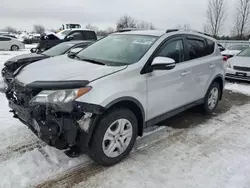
[
  {"xmin": 88, "ymin": 108, "xmax": 138, "ymax": 166},
  {"xmin": 203, "ymin": 82, "xmax": 221, "ymax": 114}
]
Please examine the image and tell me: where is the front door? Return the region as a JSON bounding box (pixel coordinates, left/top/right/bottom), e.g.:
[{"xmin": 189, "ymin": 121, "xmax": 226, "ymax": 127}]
[{"xmin": 146, "ymin": 36, "xmax": 193, "ymax": 121}]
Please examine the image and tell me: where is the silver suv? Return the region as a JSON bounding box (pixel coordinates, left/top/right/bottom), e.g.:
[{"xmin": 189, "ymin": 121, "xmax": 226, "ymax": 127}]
[{"xmin": 2, "ymin": 30, "xmax": 225, "ymax": 166}]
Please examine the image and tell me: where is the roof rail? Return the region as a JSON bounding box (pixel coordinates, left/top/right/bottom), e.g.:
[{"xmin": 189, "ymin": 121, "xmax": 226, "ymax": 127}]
[
  {"xmin": 116, "ymin": 28, "xmax": 142, "ymax": 33},
  {"xmin": 166, "ymin": 29, "xmax": 179, "ymax": 33},
  {"xmin": 166, "ymin": 28, "xmax": 213, "ymax": 37}
]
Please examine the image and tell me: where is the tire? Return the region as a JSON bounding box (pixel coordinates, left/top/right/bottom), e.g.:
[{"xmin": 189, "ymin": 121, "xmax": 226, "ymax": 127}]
[
  {"xmin": 88, "ymin": 108, "xmax": 138, "ymax": 166},
  {"xmin": 11, "ymin": 45, "xmax": 19, "ymax": 51},
  {"xmin": 203, "ymin": 82, "xmax": 221, "ymax": 114}
]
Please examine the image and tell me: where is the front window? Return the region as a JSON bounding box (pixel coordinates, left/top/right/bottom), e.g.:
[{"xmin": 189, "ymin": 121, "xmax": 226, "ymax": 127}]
[
  {"xmin": 237, "ymin": 48, "xmax": 250, "ymax": 57},
  {"xmin": 76, "ymin": 34, "xmax": 158, "ymax": 65},
  {"xmin": 228, "ymin": 45, "xmax": 248, "ymax": 51},
  {"xmin": 42, "ymin": 43, "xmax": 75, "ymax": 56}
]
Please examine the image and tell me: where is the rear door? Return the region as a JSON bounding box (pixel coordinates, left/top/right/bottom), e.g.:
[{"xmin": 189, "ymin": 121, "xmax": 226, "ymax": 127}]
[
  {"xmin": 184, "ymin": 35, "xmax": 216, "ymax": 101},
  {"xmin": 0, "ymin": 37, "xmax": 11, "ymax": 50}
]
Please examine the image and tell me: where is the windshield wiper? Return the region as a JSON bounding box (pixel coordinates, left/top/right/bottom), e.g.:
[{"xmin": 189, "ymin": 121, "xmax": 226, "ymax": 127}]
[{"xmin": 80, "ymin": 58, "xmax": 106, "ymax": 65}]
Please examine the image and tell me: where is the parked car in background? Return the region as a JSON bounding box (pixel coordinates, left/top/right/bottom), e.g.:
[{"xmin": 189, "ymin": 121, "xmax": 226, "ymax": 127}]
[
  {"xmin": 0, "ymin": 36, "xmax": 25, "ymax": 51},
  {"xmin": 221, "ymin": 44, "xmax": 249, "ymax": 58},
  {"xmin": 226, "ymin": 47, "xmax": 250, "ymax": 81},
  {"xmin": 36, "ymin": 29, "xmax": 97, "ymax": 53},
  {"xmin": 2, "ymin": 40, "xmax": 93, "ymax": 82},
  {"xmin": 23, "ymin": 36, "xmax": 40, "ymax": 44},
  {"xmin": 1, "ymin": 29, "xmax": 225, "ymax": 166}
]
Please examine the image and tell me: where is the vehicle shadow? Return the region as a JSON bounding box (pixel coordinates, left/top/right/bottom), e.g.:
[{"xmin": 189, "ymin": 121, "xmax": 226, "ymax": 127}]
[{"xmin": 157, "ymin": 90, "xmax": 250, "ymax": 129}]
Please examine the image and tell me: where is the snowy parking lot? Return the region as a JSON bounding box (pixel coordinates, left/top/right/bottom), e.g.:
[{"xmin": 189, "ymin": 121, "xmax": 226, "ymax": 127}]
[{"xmin": 0, "ymin": 49, "xmax": 250, "ymax": 188}]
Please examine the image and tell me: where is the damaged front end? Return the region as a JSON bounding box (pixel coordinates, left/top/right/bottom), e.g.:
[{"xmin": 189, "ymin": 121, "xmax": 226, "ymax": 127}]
[{"xmin": 5, "ymin": 80, "xmax": 105, "ymax": 156}]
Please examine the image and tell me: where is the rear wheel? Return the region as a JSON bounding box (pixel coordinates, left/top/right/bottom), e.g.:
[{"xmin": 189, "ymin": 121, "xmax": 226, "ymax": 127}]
[
  {"xmin": 203, "ymin": 82, "xmax": 221, "ymax": 114},
  {"xmin": 11, "ymin": 45, "xmax": 19, "ymax": 51},
  {"xmin": 88, "ymin": 108, "xmax": 138, "ymax": 166}
]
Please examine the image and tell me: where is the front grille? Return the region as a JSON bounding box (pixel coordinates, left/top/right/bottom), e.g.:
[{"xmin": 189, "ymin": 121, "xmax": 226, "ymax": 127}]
[
  {"xmin": 233, "ymin": 66, "xmax": 250, "ymax": 72},
  {"xmin": 6, "ymin": 81, "xmax": 41, "ymax": 107}
]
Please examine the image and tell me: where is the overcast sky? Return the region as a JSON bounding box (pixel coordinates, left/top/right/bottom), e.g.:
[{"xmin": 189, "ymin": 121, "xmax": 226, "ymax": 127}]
[{"xmin": 0, "ymin": 0, "xmax": 236, "ymax": 35}]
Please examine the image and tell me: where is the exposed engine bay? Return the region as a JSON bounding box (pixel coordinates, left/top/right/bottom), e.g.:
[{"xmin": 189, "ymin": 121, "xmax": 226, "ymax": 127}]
[{"xmin": 3, "ymin": 80, "xmax": 105, "ymax": 157}]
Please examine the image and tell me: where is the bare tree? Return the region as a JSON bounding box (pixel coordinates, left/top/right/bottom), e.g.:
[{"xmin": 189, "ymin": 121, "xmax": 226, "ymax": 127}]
[
  {"xmin": 206, "ymin": 0, "xmax": 226, "ymax": 37},
  {"xmin": 85, "ymin": 24, "xmax": 99, "ymax": 31},
  {"xmin": 234, "ymin": 0, "xmax": 250, "ymax": 39},
  {"xmin": 49, "ymin": 28, "xmax": 57, "ymax": 33},
  {"xmin": 33, "ymin": 24, "xmax": 45, "ymax": 34},
  {"xmin": 137, "ymin": 21, "xmax": 155, "ymax": 29},
  {"xmin": 116, "ymin": 15, "xmax": 137, "ymax": 30},
  {"xmin": 105, "ymin": 27, "xmax": 115, "ymax": 34},
  {"xmin": 177, "ymin": 24, "xmax": 191, "ymax": 30},
  {"xmin": 2, "ymin": 26, "xmax": 18, "ymax": 34}
]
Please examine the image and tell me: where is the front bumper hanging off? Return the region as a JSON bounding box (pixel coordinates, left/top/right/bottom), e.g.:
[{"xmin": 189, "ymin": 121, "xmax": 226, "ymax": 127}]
[{"xmin": 6, "ymin": 80, "xmax": 105, "ymax": 155}]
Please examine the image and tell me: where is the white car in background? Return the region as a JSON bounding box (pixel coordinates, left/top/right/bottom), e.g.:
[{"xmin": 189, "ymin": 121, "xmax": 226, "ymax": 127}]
[
  {"xmin": 221, "ymin": 44, "xmax": 249, "ymax": 58},
  {"xmin": 0, "ymin": 36, "xmax": 25, "ymax": 51},
  {"xmin": 226, "ymin": 48, "xmax": 250, "ymax": 81}
]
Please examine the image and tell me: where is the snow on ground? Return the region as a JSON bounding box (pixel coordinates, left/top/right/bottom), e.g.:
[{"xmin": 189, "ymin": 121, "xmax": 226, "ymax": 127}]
[
  {"xmin": 75, "ymin": 104, "xmax": 250, "ymax": 188},
  {"xmin": 225, "ymin": 82, "xmax": 250, "ymax": 96},
  {"xmin": 0, "ymin": 50, "xmax": 250, "ymax": 187}
]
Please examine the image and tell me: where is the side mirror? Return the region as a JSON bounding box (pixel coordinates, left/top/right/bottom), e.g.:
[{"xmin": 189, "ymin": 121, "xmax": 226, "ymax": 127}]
[
  {"xmin": 65, "ymin": 35, "xmax": 74, "ymax": 41},
  {"xmin": 30, "ymin": 48, "xmax": 37, "ymax": 53},
  {"xmin": 151, "ymin": 57, "xmax": 176, "ymax": 71},
  {"xmin": 67, "ymin": 47, "xmax": 83, "ymax": 54}
]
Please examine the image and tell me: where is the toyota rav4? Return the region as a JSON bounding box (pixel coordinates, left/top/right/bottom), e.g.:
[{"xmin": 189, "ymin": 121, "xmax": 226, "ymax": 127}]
[{"xmin": 1, "ymin": 29, "xmax": 225, "ymax": 166}]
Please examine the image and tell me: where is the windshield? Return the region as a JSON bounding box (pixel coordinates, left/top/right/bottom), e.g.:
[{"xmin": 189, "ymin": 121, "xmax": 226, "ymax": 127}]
[
  {"xmin": 76, "ymin": 34, "xmax": 158, "ymax": 65},
  {"xmin": 42, "ymin": 43, "xmax": 75, "ymax": 56},
  {"xmin": 56, "ymin": 30, "xmax": 71, "ymax": 38},
  {"xmin": 237, "ymin": 48, "xmax": 250, "ymax": 57},
  {"xmin": 228, "ymin": 45, "xmax": 248, "ymax": 51}
]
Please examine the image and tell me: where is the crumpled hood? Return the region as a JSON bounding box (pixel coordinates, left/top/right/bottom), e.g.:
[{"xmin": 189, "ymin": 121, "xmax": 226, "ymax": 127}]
[
  {"xmin": 229, "ymin": 56, "xmax": 250, "ymax": 67},
  {"xmin": 5, "ymin": 53, "xmax": 45, "ymax": 65},
  {"xmin": 15, "ymin": 55, "xmax": 127, "ymax": 85},
  {"xmin": 221, "ymin": 50, "xmax": 241, "ymax": 56}
]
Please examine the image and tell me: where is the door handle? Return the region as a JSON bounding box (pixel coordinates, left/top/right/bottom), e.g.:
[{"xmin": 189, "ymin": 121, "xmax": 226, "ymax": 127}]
[
  {"xmin": 181, "ymin": 70, "xmax": 190, "ymax": 76},
  {"xmin": 210, "ymin": 64, "xmax": 216, "ymax": 68}
]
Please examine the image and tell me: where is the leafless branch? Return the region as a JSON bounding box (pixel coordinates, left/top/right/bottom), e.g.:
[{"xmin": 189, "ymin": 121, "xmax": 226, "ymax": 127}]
[{"xmin": 206, "ymin": 0, "xmax": 226, "ymax": 37}]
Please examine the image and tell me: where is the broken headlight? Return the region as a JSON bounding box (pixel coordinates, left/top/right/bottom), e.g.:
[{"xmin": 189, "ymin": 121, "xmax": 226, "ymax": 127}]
[{"xmin": 29, "ymin": 87, "xmax": 92, "ymax": 105}]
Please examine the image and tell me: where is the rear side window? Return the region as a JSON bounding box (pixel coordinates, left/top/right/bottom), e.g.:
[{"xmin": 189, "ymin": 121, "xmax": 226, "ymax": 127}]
[
  {"xmin": 187, "ymin": 38, "xmax": 206, "ymax": 60},
  {"xmin": 83, "ymin": 31, "xmax": 97, "ymax": 40},
  {"xmin": 206, "ymin": 39, "xmax": 215, "ymax": 55},
  {"xmin": 0, "ymin": 37, "xmax": 11, "ymax": 41}
]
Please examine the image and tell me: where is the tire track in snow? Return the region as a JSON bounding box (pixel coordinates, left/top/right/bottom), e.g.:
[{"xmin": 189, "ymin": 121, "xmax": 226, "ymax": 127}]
[
  {"xmin": 36, "ymin": 128, "xmax": 185, "ymax": 188},
  {"xmin": 0, "ymin": 139, "xmax": 46, "ymax": 163}
]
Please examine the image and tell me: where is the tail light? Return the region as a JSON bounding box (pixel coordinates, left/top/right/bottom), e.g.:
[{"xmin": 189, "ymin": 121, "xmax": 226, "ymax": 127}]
[{"xmin": 223, "ymin": 56, "xmax": 228, "ymax": 62}]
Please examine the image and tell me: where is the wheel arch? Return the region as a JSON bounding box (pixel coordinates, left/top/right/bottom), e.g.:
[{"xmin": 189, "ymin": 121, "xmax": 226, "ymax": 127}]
[
  {"xmin": 104, "ymin": 97, "xmax": 145, "ymax": 136},
  {"xmin": 209, "ymin": 74, "xmax": 224, "ymax": 100}
]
